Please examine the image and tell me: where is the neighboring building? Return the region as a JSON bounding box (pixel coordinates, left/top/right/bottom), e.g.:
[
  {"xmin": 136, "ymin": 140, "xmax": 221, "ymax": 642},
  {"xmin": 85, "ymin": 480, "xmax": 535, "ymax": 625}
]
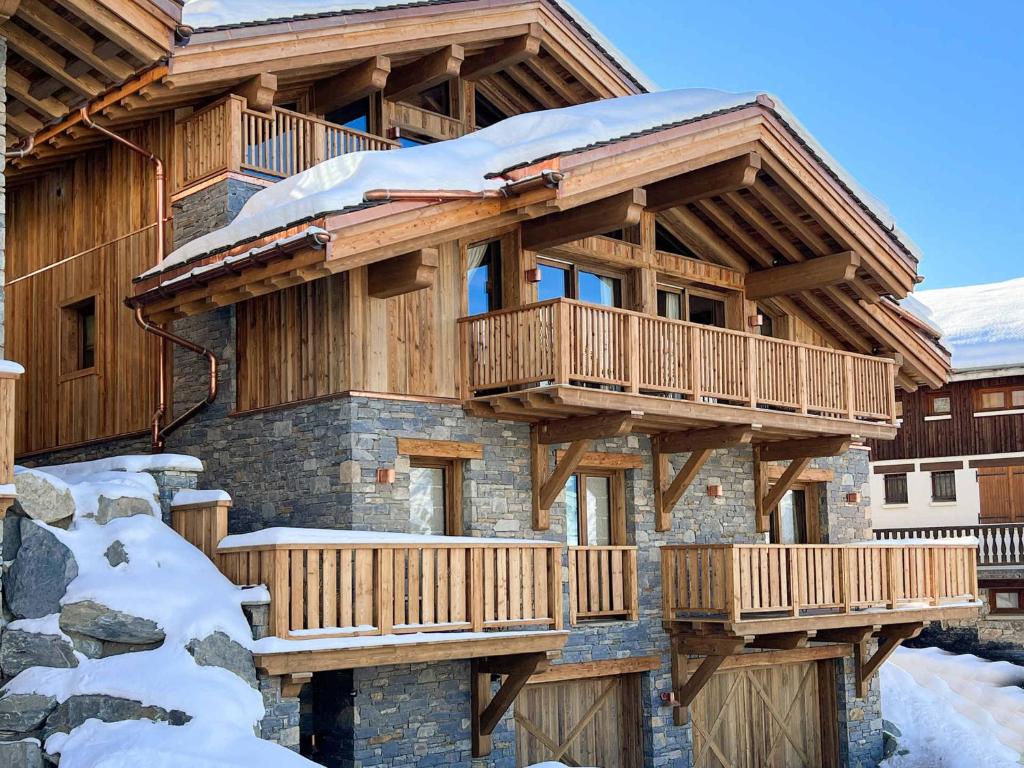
[
  {"xmin": 871, "ymin": 278, "xmax": 1024, "ymax": 660},
  {"xmin": 3, "ymin": 3, "xmax": 979, "ymax": 767}
]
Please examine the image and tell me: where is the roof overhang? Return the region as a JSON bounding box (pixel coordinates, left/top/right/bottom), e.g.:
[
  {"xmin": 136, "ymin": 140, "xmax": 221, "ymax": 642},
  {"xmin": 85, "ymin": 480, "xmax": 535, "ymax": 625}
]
[{"xmin": 130, "ymin": 101, "xmax": 950, "ymax": 388}]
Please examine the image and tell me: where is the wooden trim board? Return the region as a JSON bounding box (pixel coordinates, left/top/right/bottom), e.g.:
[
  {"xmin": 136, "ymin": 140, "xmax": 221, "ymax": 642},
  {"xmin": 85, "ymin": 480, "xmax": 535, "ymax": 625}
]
[
  {"xmin": 397, "ymin": 437, "xmax": 484, "ymax": 460},
  {"xmin": 527, "ymin": 655, "xmax": 660, "ymax": 684}
]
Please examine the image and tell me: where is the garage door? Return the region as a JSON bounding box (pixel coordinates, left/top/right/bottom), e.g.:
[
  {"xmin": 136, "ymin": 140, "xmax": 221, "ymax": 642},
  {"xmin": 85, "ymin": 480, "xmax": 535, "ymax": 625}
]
[
  {"xmin": 691, "ymin": 661, "xmax": 837, "ymax": 768},
  {"xmin": 515, "ymin": 674, "xmax": 643, "ymax": 768}
]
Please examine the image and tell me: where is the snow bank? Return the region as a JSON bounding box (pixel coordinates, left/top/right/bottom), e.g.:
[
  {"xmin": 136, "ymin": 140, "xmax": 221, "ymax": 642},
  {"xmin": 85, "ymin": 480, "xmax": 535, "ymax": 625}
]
[
  {"xmin": 221, "ymin": 526, "xmax": 556, "ymax": 549},
  {"xmin": 254, "ymin": 629, "xmax": 563, "ymax": 654},
  {"xmin": 881, "ymin": 646, "xmax": 1024, "ymax": 767},
  {"xmin": 903, "ymin": 277, "xmax": 1024, "ymax": 370},
  {"xmin": 28, "ymin": 454, "xmax": 204, "ymax": 481},
  {"xmin": 171, "ymin": 489, "xmax": 231, "ymax": 506},
  {"xmin": 0, "ymin": 359, "xmax": 25, "ymax": 375}
]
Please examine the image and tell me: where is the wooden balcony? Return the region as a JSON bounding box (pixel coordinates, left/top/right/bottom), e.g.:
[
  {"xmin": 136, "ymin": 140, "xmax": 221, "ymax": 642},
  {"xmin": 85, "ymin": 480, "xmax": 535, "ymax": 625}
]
[
  {"xmin": 568, "ymin": 545, "xmax": 639, "ymax": 624},
  {"xmin": 877, "ymin": 524, "xmax": 1024, "ymax": 567},
  {"xmin": 174, "ymin": 95, "xmax": 399, "ymax": 191},
  {"xmin": 662, "ymin": 542, "xmax": 979, "ymax": 634},
  {"xmin": 459, "ymin": 299, "xmax": 899, "ymax": 442}
]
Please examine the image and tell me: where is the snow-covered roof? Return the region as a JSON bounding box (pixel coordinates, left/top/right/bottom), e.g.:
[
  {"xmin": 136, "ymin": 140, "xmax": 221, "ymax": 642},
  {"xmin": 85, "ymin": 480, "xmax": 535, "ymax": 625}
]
[
  {"xmin": 902, "ymin": 276, "xmax": 1024, "ymax": 372},
  {"xmin": 180, "ymin": 0, "xmax": 654, "ymax": 92},
  {"xmin": 146, "ymin": 88, "xmax": 919, "ymax": 281}
]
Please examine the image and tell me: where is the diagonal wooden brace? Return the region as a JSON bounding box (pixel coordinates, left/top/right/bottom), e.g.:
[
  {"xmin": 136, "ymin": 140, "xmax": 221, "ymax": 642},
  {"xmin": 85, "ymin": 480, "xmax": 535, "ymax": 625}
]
[
  {"xmin": 472, "ymin": 653, "xmax": 547, "ymax": 757},
  {"xmin": 671, "ymin": 635, "xmax": 746, "ymax": 725},
  {"xmin": 655, "ymin": 444, "xmax": 713, "ymax": 532},
  {"xmin": 856, "ymin": 622, "xmax": 923, "ymax": 698}
]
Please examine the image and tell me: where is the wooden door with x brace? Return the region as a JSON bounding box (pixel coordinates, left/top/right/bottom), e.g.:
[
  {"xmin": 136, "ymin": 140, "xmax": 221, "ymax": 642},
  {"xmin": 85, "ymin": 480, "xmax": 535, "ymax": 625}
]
[
  {"xmin": 514, "ymin": 673, "xmax": 643, "ymax": 767},
  {"xmin": 691, "ymin": 661, "xmax": 839, "ymax": 768}
]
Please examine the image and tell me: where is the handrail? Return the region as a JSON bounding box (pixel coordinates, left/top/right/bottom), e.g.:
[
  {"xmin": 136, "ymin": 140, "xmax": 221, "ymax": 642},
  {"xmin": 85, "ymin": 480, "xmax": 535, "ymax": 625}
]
[
  {"xmin": 662, "ymin": 542, "xmax": 978, "ymax": 624},
  {"xmin": 459, "ymin": 299, "xmax": 898, "ymax": 422},
  {"xmin": 876, "ymin": 524, "xmax": 1024, "ymax": 566},
  {"xmin": 568, "ymin": 545, "xmax": 639, "ymax": 624}
]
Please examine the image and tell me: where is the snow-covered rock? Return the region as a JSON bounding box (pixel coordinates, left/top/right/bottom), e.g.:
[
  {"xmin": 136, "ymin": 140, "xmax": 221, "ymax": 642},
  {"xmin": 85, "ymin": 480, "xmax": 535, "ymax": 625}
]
[
  {"xmin": 59, "ymin": 601, "xmax": 165, "ymax": 647},
  {"xmin": 0, "ymin": 629, "xmax": 77, "ymax": 678},
  {"xmin": 12, "ymin": 470, "xmax": 76, "ymax": 525},
  {"xmin": 4, "ymin": 521, "xmax": 78, "ymax": 619}
]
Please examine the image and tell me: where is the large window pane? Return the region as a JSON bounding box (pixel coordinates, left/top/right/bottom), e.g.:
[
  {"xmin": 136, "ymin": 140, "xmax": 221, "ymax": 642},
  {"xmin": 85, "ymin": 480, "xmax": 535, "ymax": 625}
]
[
  {"xmin": 564, "ymin": 475, "xmax": 580, "ymax": 546},
  {"xmin": 689, "ymin": 295, "xmax": 726, "ymax": 327},
  {"xmin": 537, "ymin": 263, "xmax": 571, "ymax": 301},
  {"xmin": 467, "ymin": 241, "xmax": 501, "ymax": 316},
  {"xmin": 585, "ymin": 476, "xmax": 612, "ymax": 546},
  {"xmin": 578, "ymin": 270, "xmax": 621, "ymax": 308},
  {"xmin": 657, "ymin": 290, "xmax": 682, "ymax": 320},
  {"xmin": 410, "ymin": 466, "xmax": 446, "ymax": 535}
]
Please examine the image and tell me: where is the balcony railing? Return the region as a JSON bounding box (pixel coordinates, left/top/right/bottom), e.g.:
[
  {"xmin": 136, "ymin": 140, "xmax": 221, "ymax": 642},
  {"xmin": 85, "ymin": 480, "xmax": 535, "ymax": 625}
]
[
  {"xmin": 0, "ymin": 364, "xmax": 20, "ymax": 515},
  {"xmin": 568, "ymin": 545, "xmax": 640, "ymax": 624},
  {"xmin": 458, "ymin": 299, "xmax": 897, "ymax": 423},
  {"xmin": 662, "ymin": 542, "xmax": 978, "ymax": 624},
  {"xmin": 218, "ymin": 535, "xmax": 564, "ymax": 640},
  {"xmin": 876, "ymin": 524, "xmax": 1024, "ymax": 567},
  {"xmin": 174, "ymin": 95, "xmax": 399, "ymax": 190}
]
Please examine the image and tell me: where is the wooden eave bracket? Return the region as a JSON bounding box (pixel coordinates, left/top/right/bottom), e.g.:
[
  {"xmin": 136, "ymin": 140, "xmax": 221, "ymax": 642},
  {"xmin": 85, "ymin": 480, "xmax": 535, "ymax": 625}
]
[
  {"xmin": 280, "ymin": 672, "xmax": 313, "ymax": 698},
  {"xmin": 654, "ymin": 426, "xmax": 760, "ymax": 532},
  {"xmin": 314, "ymin": 56, "xmax": 391, "ymax": 114},
  {"xmin": 670, "ymin": 635, "xmax": 747, "ymax": 725},
  {"xmin": 520, "ymin": 188, "xmax": 647, "ymax": 251},
  {"xmin": 754, "ymin": 437, "xmax": 857, "ymax": 532},
  {"xmin": 234, "ymin": 72, "xmax": 278, "ymax": 113},
  {"xmin": 531, "ymin": 412, "xmax": 640, "ymax": 530},
  {"xmin": 645, "ymin": 152, "xmax": 761, "ymax": 212},
  {"xmin": 366, "ymin": 248, "xmax": 438, "ymax": 298},
  {"xmin": 744, "ymin": 251, "xmax": 861, "ymax": 300},
  {"xmin": 385, "ymin": 44, "xmax": 464, "ymax": 103},
  {"xmin": 472, "ymin": 653, "xmax": 548, "ymax": 757},
  {"xmin": 852, "ymin": 622, "xmax": 923, "ymax": 698},
  {"xmin": 462, "ymin": 26, "xmax": 542, "ymax": 81}
]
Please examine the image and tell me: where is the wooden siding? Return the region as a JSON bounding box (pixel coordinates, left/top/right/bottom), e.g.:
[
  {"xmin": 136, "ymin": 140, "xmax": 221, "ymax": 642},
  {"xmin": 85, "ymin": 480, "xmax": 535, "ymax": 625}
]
[
  {"xmin": 5, "ymin": 116, "xmax": 171, "ymax": 455},
  {"xmin": 869, "ymin": 375, "xmax": 1024, "ymax": 461}
]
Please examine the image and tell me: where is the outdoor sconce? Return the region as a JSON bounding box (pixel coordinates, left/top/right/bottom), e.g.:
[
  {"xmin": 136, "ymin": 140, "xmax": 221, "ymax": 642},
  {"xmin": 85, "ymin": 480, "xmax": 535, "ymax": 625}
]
[
  {"xmin": 660, "ymin": 691, "xmax": 680, "ymax": 707},
  {"xmin": 846, "ymin": 492, "xmax": 862, "ymax": 504},
  {"xmin": 707, "ymin": 484, "xmax": 724, "ymax": 498},
  {"xmin": 747, "ymin": 314, "xmax": 764, "ymax": 328},
  {"xmin": 377, "ymin": 468, "xmax": 396, "ymax": 484},
  {"xmin": 525, "ymin": 267, "xmax": 542, "ymax": 283}
]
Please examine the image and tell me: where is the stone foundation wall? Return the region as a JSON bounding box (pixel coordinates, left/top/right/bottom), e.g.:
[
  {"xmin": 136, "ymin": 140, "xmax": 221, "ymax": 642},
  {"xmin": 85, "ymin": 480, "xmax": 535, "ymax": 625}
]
[{"xmin": 171, "ymin": 177, "xmax": 264, "ymax": 250}]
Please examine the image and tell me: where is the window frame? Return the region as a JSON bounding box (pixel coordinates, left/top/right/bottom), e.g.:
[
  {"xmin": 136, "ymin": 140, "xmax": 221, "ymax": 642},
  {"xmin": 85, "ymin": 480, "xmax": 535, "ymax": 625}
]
[
  {"xmin": 536, "ymin": 256, "xmax": 627, "ymax": 308},
  {"xmin": 989, "ymin": 588, "xmax": 1024, "ymax": 615},
  {"xmin": 564, "ymin": 468, "xmax": 626, "ymax": 547},
  {"xmin": 883, "ymin": 473, "xmax": 909, "ymax": 505},
  {"xmin": 59, "ymin": 293, "xmax": 98, "ymax": 378},
  {"xmin": 974, "ymin": 385, "xmax": 1024, "ymax": 413},
  {"xmin": 930, "ymin": 470, "xmax": 957, "ymax": 503},
  {"xmin": 925, "ymin": 391, "xmax": 952, "ymax": 416},
  {"xmin": 465, "ymin": 238, "xmax": 503, "ymax": 316},
  {"xmin": 408, "ymin": 456, "xmax": 463, "ymax": 536},
  {"xmin": 656, "ymin": 283, "xmax": 728, "ymax": 328}
]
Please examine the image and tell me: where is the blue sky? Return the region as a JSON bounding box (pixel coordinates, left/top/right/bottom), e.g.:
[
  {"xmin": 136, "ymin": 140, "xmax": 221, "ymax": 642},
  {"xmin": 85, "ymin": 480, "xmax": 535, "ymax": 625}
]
[{"xmin": 571, "ymin": 0, "xmax": 1023, "ymax": 290}]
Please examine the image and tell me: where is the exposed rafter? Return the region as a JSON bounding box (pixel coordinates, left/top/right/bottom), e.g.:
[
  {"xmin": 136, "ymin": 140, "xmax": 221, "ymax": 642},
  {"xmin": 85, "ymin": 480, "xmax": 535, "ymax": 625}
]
[
  {"xmin": 745, "ymin": 251, "xmax": 861, "ymax": 300},
  {"xmin": 385, "ymin": 44, "xmax": 464, "ymax": 103},
  {"xmin": 314, "ymin": 56, "xmax": 391, "ymax": 114},
  {"xmin": 646, "ymin": 152, "xmax": 761, "ymax": 212},
  {"xmin": 521, "ymin": 188, "xmax": 647, "ymax": 251},
  {"xmin": 366, "ymin": 248, "xmax": 438, "ymax": 298},
  {"xmin": 462, "ymin": 27, "xmax": 542, "ymax": 81},
  {"xmin": 4, "ymin": 22, "xmax": 105, "ymax": 97},
  {"xmin": 17, "ymin": 0, "xmax": 133, "ymax": 82}
]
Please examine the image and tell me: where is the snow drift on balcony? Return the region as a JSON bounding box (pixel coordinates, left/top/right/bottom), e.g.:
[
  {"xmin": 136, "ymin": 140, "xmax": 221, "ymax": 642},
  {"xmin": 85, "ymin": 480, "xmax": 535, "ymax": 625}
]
[
  {"xmin": 903, "ymin": 276, "xmax": 1024, "ymax": 371},
  {"xmin": 881, "ymin": 646, "xmax": 1024, "ymax": 767}
]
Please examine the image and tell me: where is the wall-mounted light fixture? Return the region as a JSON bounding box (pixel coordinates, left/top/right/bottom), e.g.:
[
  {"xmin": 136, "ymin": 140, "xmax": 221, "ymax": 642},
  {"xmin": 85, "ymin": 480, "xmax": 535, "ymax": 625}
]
[
  {"xmin": 377, "ymin": 468, "xmax": 396, "ymax": 484},
  {"xmin": 747, "ymin": 314, "xmax": 764, "ymax": 328},
  {"xmin": 845, "ymin": 491, "xmax": 862, "ymax": 504},
  {"xmin": 707, "ymin": 484, "xmax": 724, "ymax": 498},
  {"xmin": 525, "ymin": 267, "xmax": 542, "ymax": 283}
]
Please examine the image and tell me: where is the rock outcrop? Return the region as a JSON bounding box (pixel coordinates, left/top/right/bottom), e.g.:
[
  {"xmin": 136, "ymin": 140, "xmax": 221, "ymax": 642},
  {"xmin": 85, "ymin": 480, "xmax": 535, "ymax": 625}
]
[{"xmin": 4, "ymin": 522, "xmax": 78, "ymax": 620}]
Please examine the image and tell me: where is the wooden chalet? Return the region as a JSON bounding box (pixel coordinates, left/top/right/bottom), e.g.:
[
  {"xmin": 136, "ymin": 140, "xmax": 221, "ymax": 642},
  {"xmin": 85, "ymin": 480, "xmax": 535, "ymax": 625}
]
[{"xmin": 3, "ymin": 3, "xmax": 979, "ymax": 766}]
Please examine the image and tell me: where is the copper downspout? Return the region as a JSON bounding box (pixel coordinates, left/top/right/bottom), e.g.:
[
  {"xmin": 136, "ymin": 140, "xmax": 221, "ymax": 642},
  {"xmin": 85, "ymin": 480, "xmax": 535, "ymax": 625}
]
[
  {"xmin": 4, "ymin": 136, "xmax": 35, "ymax": 159},
  {"xmin": 78, "ymin": 108, "xmax": 217, "ymax": 451}
]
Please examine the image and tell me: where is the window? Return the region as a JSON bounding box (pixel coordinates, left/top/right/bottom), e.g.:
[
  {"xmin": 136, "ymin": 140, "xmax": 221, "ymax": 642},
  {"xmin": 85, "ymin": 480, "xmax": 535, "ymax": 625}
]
[
  {"xmin": 884, "ymin": 473, "xmax": 909, "ymax": 505},
  {"xmin": 466, "ymin": 240, "xmax": 502, "ymax": 315},
  {"xmin": 656, "ymin": 285, "xmax": 727, "ymax": 328},
  {"xmin": 405, "ymin": 81, "xmax": 453, "ymax": 116},
  {"xmin": 931, "ymin": 471, "xmax": 957, "ymax": 502},
  {"xmin": 409, "ymin": 458, "xmax": 462, "ymax": 536},
  {"xmin": 536, "ymin": 259, "xmax": 623, "ymax": 308},
  {"xmin": 654, "ymin": 223, "xmax": 695, "ymax": 257},
  {"xmin": 61, "ymin": 296, "xmax": 97, "ymax": 374},
  {"xmin": 564, "ymin": 471, "xmax": 623, "ymax": 546},
  {"xmin": 990, "ymin": 588, "xmax": 1024, "ymax": 615},
  {"xmin": 757, "ymin": 306, "xmax": 776, "ymax": 338},
  {"xmin": 894, "ymin": 399, "xmax": 904, "ymax": 419},
  {"xmin": 975, "ymin": 385, "xmax": 1024, "ymax": 413},
  {"xmin": 926, "ymin": 392, "xmax": 952, "ymax": 416},
  {"xmin": 325, "ymin": 97, "xmax": 373, "ymax": 133}
]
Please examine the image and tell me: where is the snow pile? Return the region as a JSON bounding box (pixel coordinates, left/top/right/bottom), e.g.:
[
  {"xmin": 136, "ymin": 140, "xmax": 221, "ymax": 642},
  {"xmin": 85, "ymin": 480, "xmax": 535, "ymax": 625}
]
[
  {"xmin": 151, "ymin": 89, "xmax": 760, "ymax": 273},
  {"xmin": 881, "ymin": 646, "xmax": 1024, "ymax": 767},
  {"xmin": 904, "ymin": 277, "xmax": 1024, "ymax": 370},
  {"xmin": 0, "ymin": 457, "xmax": 315, "ymax": 768},
  {"xmin": 222, "ymin": 526, "xmax": 555, "ymax": 549}
]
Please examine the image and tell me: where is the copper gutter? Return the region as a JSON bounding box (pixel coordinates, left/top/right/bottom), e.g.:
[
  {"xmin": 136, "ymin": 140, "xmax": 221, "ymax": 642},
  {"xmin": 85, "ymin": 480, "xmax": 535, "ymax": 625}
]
[
  {"xmin": 4, "ymin": 136, "xmax": 34, "ymax": 159},
  {"xmin": 78, "ymin": 108, "xmax": 217, "ymax": 451},
  {"xmin": 362, "ymin": 170, "xmax": 563, "ymax": 202}
]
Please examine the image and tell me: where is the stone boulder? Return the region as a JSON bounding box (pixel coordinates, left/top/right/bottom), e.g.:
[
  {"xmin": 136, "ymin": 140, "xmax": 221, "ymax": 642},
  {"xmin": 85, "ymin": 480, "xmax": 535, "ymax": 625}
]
[
  {"xmin": 0, "ymin": 629, "xmax": 78, "ymax": 678},
  {"xmin": 0, "ymin": 694, "xmax": 57, "ymax": 736},
  {"xmin": 5, "ymin": 522, "xmax": 78, "ymax": 620},
  {"xmin": 0, "ymin": 739, "xmax": 44, "ymax": 768},
  {"xmin": 12, "ymin": 471, "xmax": 76, "ymax": 526},
  {"xmin": 59, "ymin": 601, "xmax": 164, "ymax": 646},
  {"xmin": 94, "ymin": 495, "xmax": 155, "ymax": 525},
  {"xmin": 43, "ymin": 694, "xmax": 189, "ymax": 738},
  {"xmin": 104, "ymin": 540, "xmax": 129, "ymax": 567},
  {"xmin": 187, "ymin": 632, "xmax": 257, "ymax": 688}
]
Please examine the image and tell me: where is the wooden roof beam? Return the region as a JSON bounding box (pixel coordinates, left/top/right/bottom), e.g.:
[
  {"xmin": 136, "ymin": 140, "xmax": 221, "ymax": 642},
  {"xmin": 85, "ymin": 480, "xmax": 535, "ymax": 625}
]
[
  {"xmin": 52, "ymin": 0, "xmax": 167, "ymax": 62},
  {"xmin": 462, "ymin": 27, "xmax": 542, "ymax": 81},
  {"xmin": 7, "ymin": 111, "xmax": 44, "ymax": 136},
  {"xmin": 759, "ymin": 436, "xmax": 856, "ymax": 462},
  {"xmin": 4, "ymin": 23, "xmax": 105, "ymax": 98},
  {"xmin": 5, "ymin": 69, "xmax": 68, "ymax": 120},
  {"xmin": 385, "ymin": 44, "xmax": 464, "ymax": 103},
  {"xmin": 657, "ymin": 424, "xmax": 761, "ymax": 455},
  {"xmin": 366, "ymin": 248, "xmax": 438, "ymax": 298},
  {"xmin": 235, "ymin": 72, "xmax": 278, "ymax": 113},
  {"xmin": 745, "ymin": 251, "xmax": 861, "ymax": 300},
  {"xmin": 0, "ymin": 0, "xmax": 22, "ymax": 22},
  {"xmin": 658, "ymin": 208, "xmax": 750, "ymax": 272},
  {"xmin": 17, "ymin": 0, "xmax": 134, "ymax": 83},
  {"xmin": 521, "ymin": 188, "xmax": 646, "ymax": 251},
  {"xmin": 503, "ymin": 64, "xmax": 562, "ymax": 109},
  {"xmin": 314, "ymin": 56, "xmax": 391, "ymax": 114},
  {"xmin": 646, "ymin": 152, "xmax": 761, "ymax": 212}
]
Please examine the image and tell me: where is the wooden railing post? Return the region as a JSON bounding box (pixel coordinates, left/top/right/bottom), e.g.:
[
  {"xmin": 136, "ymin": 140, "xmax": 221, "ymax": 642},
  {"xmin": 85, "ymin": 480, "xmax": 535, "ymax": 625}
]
[
  {"xmin": 888, "ymin": 361, "xmax": 899, "ymax": 424},
  {"xmin": 271, "ymin": 549, "xmax": 291, "ymax": 638},
  {"xmin": 661, "ymin": 548, "xmax": 675, "ymax": 622},
  {"xmin": 470, "ymin": 547, "xmax": 484, "ymax": 632},
  {"xmin": 626, "ymin": 314, "xmax": 640, "ymax": 393},
  {"xmin": 625, "ymin": 547, "xmax": 640, "ymax": 621},
  {"xmin": 724, "ymin": 546, "xmax": 741, "ymax": 622},
  {"xmin": 226, "ymin": 95, "xmax": 244, "ymax": 173},
  {"xmin": 689, "ymin": 325, "xmax": 703, "ymax": 402},
  {"xmin": 458, "ymin": 320, "xmax": 472, "ymax": 400},
  {"xmin": 796, "ymin": 347, "xmax": 808, "ymax": 414},
  {"xmin": 746, "ymin": 335, "xmax": 757, "ymax": 407},
  {"xmin": 312, "ymin": 121, "xmax": 327, "ymax": 166},
  {"xmin": 376, "ymin": 548, "xmax": 395, "ymax": 635},
  {"xmin": 553, "ymin": 301, "xmax": 572, "ymax": 385}
]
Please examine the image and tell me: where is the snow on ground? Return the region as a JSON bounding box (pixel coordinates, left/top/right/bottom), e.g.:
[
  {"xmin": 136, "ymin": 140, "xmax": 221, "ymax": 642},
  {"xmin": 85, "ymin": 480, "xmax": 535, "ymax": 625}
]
[
  {"xmin": 2, "ymin": 457, "xmax": 317, "ymax": 768},
  {"xmin": 904, "ymin": 277, "xmax": 1024, "ymax": 370},
  {"xmin": 221, "ymin": 526, "xmax": 558, "ymax": 548},
  {"xmin": 881, "ymin": 646, "xmax": 1024, "ymax": 767}
]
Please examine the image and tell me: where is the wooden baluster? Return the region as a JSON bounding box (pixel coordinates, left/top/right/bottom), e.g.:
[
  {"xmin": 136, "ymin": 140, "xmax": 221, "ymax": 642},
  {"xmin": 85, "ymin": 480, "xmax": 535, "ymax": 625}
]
[
  {"xmin": 549, "ymin": 546, "xmax": 563, "ymax": 630},
  {"xmin": 270, "ymin": 549, "xmax": 290, "ymax": 638},
  {"xmin": 746, "ymin": 335, "xmax": 757, "ymax": 407},
  {"xmin": 376, "ymin": 548, "xmax": 394, "ymax": 635},
  {"xmin": 788, "ymin": 547, "xmax": 801, "ymax": 616},
  {"xmin": 841, "ymin": 547, "xmax": 852, "ymax": 614},
  {"xmin": 689, "ymin": 326, "xmax": 703, "ymax": 402},
  {"xmin": 627, "ymin": 314, "xmax": 640, "ymax": 393},
  {"xmin": 797, "ymin": 347, "xmax": 809, "ymax": 414},
  {"xmin": 725, "ymin": 546, "xmax": 741, "ymax": 622}
]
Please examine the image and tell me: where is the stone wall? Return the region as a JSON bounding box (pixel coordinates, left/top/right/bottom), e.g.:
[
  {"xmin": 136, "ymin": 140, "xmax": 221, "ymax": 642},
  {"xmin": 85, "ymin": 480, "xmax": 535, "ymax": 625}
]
[{"xmin": 171, "ymin": 177, "xmax": 264, "ymax": 250}]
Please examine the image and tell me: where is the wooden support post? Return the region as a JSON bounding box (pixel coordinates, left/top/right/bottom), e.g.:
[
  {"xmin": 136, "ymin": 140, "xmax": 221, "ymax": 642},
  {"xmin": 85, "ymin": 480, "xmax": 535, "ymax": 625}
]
[
  {"xmin": 530, "ymin": 425, "xmax": 550, "ymax": 531},
  {"xmin": 471, "ymin": 654, "xmax": 546, "ymax": 757},
  {"xmin": 857, "ymin": 623, "xmax": 923, "ymax": 698},
  {"xmin": 538, "ymin": 438, "xmax": 590, "ymax": 512},
  {"xmin": 672, "ymin": 635, "xmax": 746, "ymax": 724}
]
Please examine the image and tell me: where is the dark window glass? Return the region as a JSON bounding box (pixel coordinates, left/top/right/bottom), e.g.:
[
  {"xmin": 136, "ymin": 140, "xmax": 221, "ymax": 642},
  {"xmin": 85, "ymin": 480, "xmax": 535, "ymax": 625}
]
[
  {"xmin": 931, "ymin": 471, "xmax": 957, "ymax": 502},
  {"xmin": 467, "ymin": 241, "xmax": 502, "ymax": 316},
  {"xmin": 657, "ymin": 290, "xmax": 682, "ymax": 320},
  {"xmin": 654, "ymin": 223, "xmax": 695, "ymax": 257},
  {"xmin": 758, "ymin": 309, "xmax": 775, "ymax": 338},
  {"xmin": 928, "ymin": 394, "xmax": 952, "ymax": 415},
  {"xmin": 398, "ymin": 133, "xmax": 432, "ymax": 148},
  {"xmin": 577, "ymin": 270, "xmax": 621, "ymax": 308},
  {"xmin": 689, "ymin": 295, "xmax": 726, "ymax": 327},
  {"xmin": 407, "ymin": 81, "xmax": 451, "ymax": 115},
  {"xmin": 474, "ymin": 92, "xmax": 506, "ymax": 128},
  {"xmin": 884, "ymin": 474, "xmax": 909, "ymax": 505},
  {"xmin": 325, "ymin": 97, "xmax": 370, "ymax": 133},
  {"xmin": 537, "ymin": 263, "xmax": 571, "ymax": 301}
]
